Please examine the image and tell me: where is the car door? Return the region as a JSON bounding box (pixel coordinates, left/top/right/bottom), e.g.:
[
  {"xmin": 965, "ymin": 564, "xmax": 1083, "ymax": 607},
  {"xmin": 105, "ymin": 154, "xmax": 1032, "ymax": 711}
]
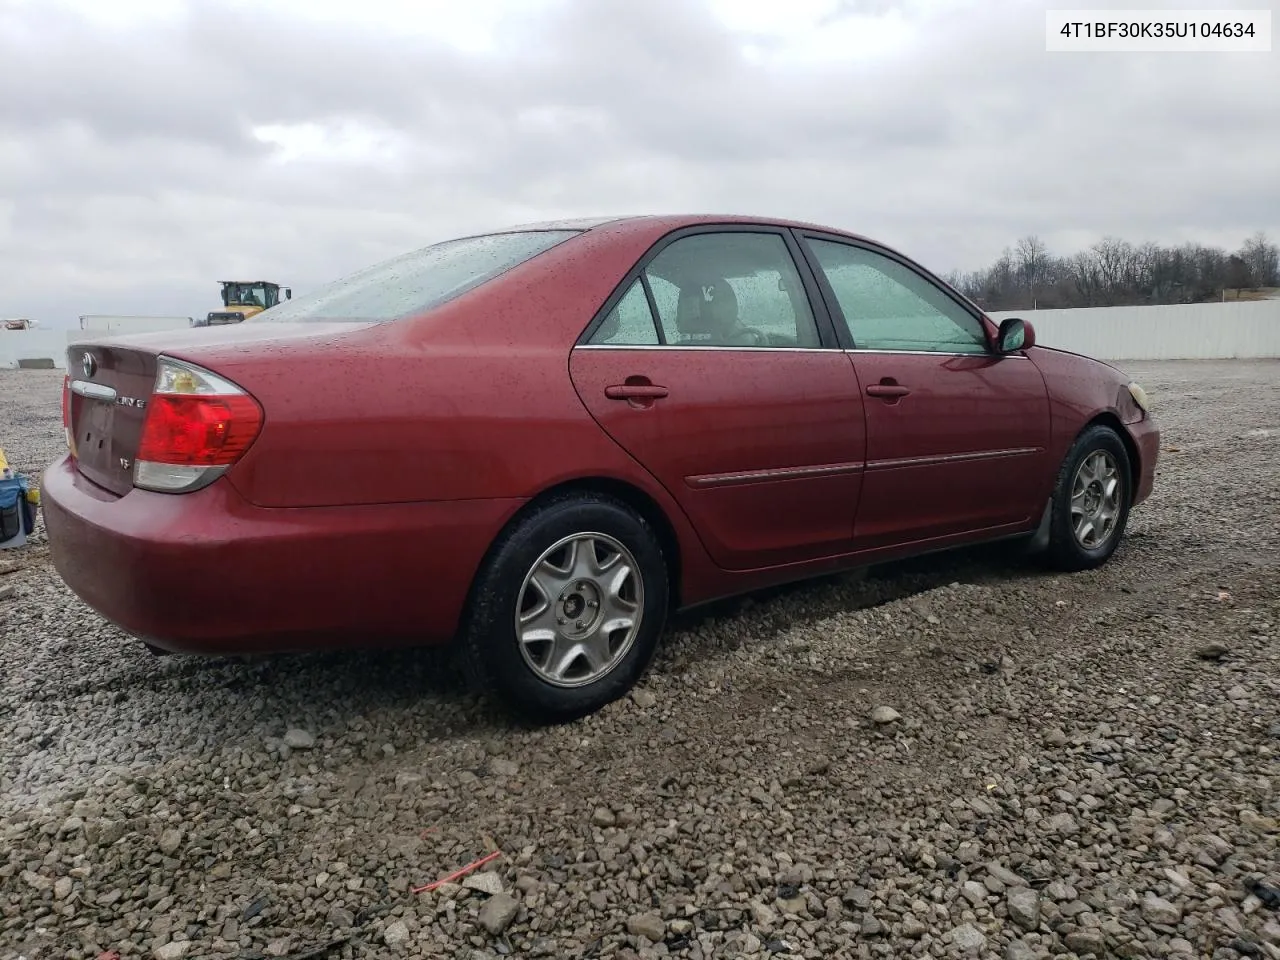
[
  {"xmin": 569, "ymin": 227, "xmax": 867, "ymax": 571},
  {"xmin": 796, "ymin": 233, "xmax": 1052, "ymax": 549}
]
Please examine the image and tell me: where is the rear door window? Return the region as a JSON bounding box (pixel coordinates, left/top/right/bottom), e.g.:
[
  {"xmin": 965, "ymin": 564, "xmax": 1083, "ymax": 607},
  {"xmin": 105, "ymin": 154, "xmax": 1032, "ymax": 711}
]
[{"xmin": 638, "ymin": 232, "xmax": 823, "ymax": 348}]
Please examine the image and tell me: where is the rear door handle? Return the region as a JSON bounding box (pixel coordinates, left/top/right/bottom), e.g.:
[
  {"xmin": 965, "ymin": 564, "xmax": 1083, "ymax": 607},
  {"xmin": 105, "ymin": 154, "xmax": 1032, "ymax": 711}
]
[
  {"xmin": 866, "ymin": 383, "xmax": 910, "ymax": 398},
  {"xmin": 605, "ymin": 384, "xmax": 669, "ymax": 400}
]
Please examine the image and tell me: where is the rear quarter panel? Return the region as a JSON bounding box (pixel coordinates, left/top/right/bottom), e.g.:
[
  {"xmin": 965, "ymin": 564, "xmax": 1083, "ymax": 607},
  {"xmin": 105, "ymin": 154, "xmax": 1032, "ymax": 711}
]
[{"xmin": 216, "ymin": 342, "xmax": 655, "ymax": 508}]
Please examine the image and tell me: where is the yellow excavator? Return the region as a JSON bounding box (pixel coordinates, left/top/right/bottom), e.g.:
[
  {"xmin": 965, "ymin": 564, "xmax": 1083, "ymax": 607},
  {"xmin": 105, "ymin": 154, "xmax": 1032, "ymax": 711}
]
[{"xmin": 199, "ymin": 280, "xmax": 292, "ymax": 326}]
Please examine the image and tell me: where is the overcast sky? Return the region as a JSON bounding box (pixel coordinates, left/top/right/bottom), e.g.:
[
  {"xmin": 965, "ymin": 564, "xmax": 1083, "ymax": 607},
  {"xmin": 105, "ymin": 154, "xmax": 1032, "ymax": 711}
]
[{"xmin": 1, "ymin": 0, "xmax": 1276, "ymax": 326}]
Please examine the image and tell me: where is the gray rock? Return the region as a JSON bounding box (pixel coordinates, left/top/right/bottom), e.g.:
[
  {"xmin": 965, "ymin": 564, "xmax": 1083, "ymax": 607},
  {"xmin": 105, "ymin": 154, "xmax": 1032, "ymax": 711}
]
[
  {"xmin": 1004, "ymin": 939, "xmax": 1040, "ymax": 960},
  {"xmin": 490, "ymin": 758, "xmax": 519, "ymax": 777},
  {"xmin": 591, "ymin": 806, "xmax": 616, "ymax": 827},
  {"xmin": 158, "ymin": 828, "xmax": 183, "ymax": 856},
  {"xmin": 748, "ymin": 900, "xmax": 777, "ymax": 928},
  {"xmin": 1006, "ymin": 887, "xmax": 1041, "ymax": 931},
  {"xmin": 870, "ymin": 706, "xmax": 901, "ymax": 724},
  {"xmin": 1046, "ymin": 880, "xmax": 1077, "ymax": 901},
  {"xmin": 96, "ymin": 820, "xmax": 126, "ymax": 846},
  {"xmin": 900, "ymin": 915, "xmax": 927, "ymax": 938},
  {"xmin": 21, "ymin": 871, "xmax": 51, "ymax": 892},
  {"xmin": 1063, "ymin": 929, "xmax": 1106, "ymax": 954},
  {"xmin": 479, "ymin": 893, "xmax": 520, "ymax": 935},
  {"xmin": 986, "ymin": 862, "xmax": 1027, "ymax": 887},
  {"xmin": 722, "ymin": 931, "xmax": 763, "ymax": 956},
  {"xmin": 844, "ymin": 886, "xmax": 873, "ymax": 909},
  {"xmin": 632, "ymin": 689, "xmax": 657, "ymax": 708},
  {"xmin": 283, "ymin": 728, "xmax": 315, "ymax": 749},
  {"xmin": 1042, "ymin": 812, "xmax": 1078, "ymax": 835},
  {"xmin": 153, "ymin": 944, "xmax": 190, "ymax": 960},
  {"xmin": 1240, "ymin": 809, "xmax": 1277, "ymax": 833},
  {"xmin": 778, "ymin": 895, "xmax": 808, "ymax": 916},
  {"xmin": 949, "ymin": 922, "xmax": 986, "ymax": 954},
  {"xmin": 463, "ymin": 870, "xmax": 505, "ymax": 896},
  {"xmin": 626, "ymin": 913, "xmax": 665, "ymax": 942},
  {"xmin": 382, "ymin": 920, "xmax": 410, "ymax": 946},
  {"xmin": 1060, "ymin": 899, "xmax": 1090, "ymax": 917},
  {"xmin": 59, "ymin": 815, "xmax": 84, "ymax": 836},
  {"xmin": 1141, "ymin": 894, "xmax": 1182, "ymax": 925}
]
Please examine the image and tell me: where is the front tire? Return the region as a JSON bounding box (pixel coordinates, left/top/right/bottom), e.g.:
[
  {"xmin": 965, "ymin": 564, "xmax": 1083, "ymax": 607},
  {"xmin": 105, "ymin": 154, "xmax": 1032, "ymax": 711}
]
[
  {"xmin": 1046, "ymin": 424, "xmax": 1132, "ymax": 571},
  {"xmin": 460, "ymin": 493, "xmax": 669, "ymax": 723}
]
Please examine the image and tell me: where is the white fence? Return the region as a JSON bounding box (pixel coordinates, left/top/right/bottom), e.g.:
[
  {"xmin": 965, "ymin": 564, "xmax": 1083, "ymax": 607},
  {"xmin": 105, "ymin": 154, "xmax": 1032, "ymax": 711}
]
[
  {"xmin": 3, "ymin": 300, "xmax": 1279, "ymax": 368},
  {"xmin": 0, "ymin": 329, "xmax": 167, "ymax": 370},
  {"xmin": 987, "ymin": 299, "xmax": 1280, "ymax": 360},
  {"xmin": 0, "ymin": 331, "xmax": 71, "ymax": 370}
]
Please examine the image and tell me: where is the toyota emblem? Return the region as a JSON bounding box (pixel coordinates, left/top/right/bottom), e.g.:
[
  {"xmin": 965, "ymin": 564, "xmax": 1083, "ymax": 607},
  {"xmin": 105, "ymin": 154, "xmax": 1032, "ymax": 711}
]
[{"xmin": 81, "ymin": 352, "xmax": 96, "ymax": 377}]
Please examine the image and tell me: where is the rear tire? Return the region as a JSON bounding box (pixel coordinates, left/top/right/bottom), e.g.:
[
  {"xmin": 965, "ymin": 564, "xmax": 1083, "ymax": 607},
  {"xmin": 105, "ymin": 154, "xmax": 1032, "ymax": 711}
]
[
  {"xmin": 1046, "ymin": 424, "xmax": 1132, "ymax": 571},
  {"xmin": 460, "ymin": 493, "xmax": 669, "ymax": 724}
]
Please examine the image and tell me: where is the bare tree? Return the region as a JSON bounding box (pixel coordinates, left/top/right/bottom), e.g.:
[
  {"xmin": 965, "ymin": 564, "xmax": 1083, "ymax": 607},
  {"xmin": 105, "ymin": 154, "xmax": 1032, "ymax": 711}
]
[
  {"xmin": 1089, "ymin": 238, "xmax": 1138, "ymax": 304},
  {"xmin": 1014, "ymin": 235, "xmax": 1049, "ymax": 307},
  {"xmin": 1239, "ymin": 232, "xmax": 1279, "ymax": 288},
  {"xmin": 1225, "ymin": 255, "xmax": 1252, "ymax": 298},
  {"xmin": 949, "ymin": 232, "xmax": 1280, "ymax": 310},
  {"xmin": 1066, "ymin": 250, "xmax": 1105, "ymax": 306}
]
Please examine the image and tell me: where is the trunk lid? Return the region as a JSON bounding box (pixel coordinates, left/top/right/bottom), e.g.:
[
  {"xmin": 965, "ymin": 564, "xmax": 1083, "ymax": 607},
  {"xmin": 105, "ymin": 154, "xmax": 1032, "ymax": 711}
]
[
  {"xmin": 65, "ymin": 322, "xmax": 376, "ymax": 496},
  {"xmin": 66, "ymin": 342, "xmax": 159, "ymax": 496}
]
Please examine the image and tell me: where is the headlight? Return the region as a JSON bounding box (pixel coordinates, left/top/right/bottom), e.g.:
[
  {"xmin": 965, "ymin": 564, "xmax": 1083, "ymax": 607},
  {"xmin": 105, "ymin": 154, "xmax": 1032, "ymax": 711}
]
[{"xmin": 1127, "ymin": 382, "xmax": 1151, "ymax": 413}]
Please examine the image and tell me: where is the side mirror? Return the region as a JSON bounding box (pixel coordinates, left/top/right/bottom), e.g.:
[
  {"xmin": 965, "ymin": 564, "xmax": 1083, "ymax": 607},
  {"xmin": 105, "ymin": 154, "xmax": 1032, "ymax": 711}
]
[
  {"xmin": 285, "ymin": 288, "xmax": 292, "ymax": 300},
  {"xmin": 997, "ymin": 317, "xmax": 1035, "ymax": 353}
]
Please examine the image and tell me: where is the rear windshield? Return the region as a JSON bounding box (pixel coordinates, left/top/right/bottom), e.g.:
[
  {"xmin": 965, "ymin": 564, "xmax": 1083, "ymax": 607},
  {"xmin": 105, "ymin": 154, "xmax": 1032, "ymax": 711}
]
[{"xmin": 248, "ymin": 229, "xmax": 581, "ymax": 323}]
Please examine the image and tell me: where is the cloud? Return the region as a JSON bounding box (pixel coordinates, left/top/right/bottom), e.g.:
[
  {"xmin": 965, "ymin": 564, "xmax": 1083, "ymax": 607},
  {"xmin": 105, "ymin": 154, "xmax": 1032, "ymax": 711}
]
[{"xmin": 0, "ymin": 0, "xmax": 1275, "ymax": 325}]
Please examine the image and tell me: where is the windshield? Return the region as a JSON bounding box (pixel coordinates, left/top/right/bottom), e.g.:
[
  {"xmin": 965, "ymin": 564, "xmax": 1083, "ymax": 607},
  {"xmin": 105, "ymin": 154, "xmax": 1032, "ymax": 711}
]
[
  {"xmin": 248, "ymin": 229, "xmax": 581, "ymax": 323},
  {"xmin": 224, "ymin": 283, "xmax": 276, "ymax": 309}
]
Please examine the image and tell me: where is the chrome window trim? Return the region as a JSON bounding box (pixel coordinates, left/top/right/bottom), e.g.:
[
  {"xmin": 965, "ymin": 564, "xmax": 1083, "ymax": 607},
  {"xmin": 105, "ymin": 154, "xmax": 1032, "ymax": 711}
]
[
  {"xmin": 844, "ymin": 348, "xmax": 1030, "ymax": 359},
  {"xmin": 575, "ymin": 344, "xmax": 1031, "ymax": 359},
  {"xmin": 575, "ymin": 344, "xmax": 834, "ymax": 354}
]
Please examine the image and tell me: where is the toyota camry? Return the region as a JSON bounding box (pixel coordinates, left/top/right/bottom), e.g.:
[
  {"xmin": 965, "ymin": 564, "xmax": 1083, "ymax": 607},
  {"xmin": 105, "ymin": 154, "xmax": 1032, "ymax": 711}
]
[{"xmin": 42, "ymin": 215, "xmax": 1159, "ymax": 722}]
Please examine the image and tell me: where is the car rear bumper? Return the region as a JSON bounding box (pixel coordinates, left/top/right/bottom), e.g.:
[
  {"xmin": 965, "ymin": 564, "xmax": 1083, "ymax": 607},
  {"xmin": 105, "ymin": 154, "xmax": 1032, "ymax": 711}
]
[
  {"xmin": 1129, "ymin": 415, "xmax": 1160, "ymax": 506},
  {"xmin": 41, "ymin": 455, "xmax": 523, "ymax": 654}
]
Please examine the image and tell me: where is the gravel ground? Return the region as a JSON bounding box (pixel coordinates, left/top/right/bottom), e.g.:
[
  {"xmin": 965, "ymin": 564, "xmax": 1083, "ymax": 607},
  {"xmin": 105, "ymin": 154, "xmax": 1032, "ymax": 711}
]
[{"xmin": 1, "ymin": 361, "xmax": 1277, "ymax": 960}]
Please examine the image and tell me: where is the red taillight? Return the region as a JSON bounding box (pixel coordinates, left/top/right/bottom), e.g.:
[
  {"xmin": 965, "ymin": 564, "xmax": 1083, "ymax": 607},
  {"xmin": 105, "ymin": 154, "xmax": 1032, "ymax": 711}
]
[
  {"xmin": 133, "ymin": 358, "xmax": 263, "ymax": 493},
  {"xmin": 136, "ymin": 394, "xmax": 262, "ymax": 466}
]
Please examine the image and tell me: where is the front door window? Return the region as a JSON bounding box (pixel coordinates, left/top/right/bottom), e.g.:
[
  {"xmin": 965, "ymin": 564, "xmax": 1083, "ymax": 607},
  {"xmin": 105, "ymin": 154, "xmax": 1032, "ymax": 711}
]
[{"xmin": 806, "ymin": 239, "xmax": 988, "ymax": 354}]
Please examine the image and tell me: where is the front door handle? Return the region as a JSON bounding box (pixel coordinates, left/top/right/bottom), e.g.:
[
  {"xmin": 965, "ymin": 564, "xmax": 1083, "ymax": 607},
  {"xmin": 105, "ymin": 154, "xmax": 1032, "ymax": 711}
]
[
  {"xmin": 605, "ymin": 383, "xmax": 669, "ymax": 401},
  {"xmin": 866, "ymin": 382, "xmax": 910, "ymax": 399}
]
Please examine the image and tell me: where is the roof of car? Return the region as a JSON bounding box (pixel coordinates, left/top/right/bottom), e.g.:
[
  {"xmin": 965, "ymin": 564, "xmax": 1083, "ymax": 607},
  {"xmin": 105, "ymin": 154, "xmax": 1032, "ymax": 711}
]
[{"xmin": 473, "ymin": 213, "xmax": 874, "ymax": 243}]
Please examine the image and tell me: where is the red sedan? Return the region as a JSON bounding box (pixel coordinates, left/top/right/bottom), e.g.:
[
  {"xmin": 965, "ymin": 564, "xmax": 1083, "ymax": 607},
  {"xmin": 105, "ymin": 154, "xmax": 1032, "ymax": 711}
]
[{"xmin": 42, "ymin": 215, "xmax": 1159, "ymax": 721}]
